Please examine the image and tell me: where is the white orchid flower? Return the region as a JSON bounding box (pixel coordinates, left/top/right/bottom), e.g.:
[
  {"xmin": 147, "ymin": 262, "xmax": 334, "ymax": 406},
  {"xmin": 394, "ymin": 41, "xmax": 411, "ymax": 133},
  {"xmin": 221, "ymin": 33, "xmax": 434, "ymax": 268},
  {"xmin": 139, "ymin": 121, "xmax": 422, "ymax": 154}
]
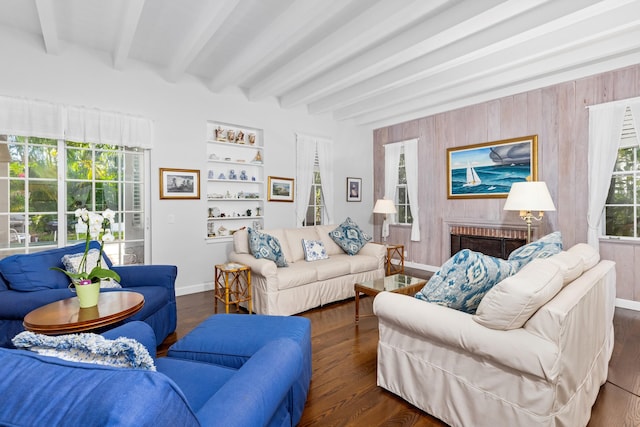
[
  {"xmin": 102, "ymin": 209, "xmax": 115, "ymax": 223},
  {"xmin": 101, "ymin": 230, "xmax": 115, "ymax": 242},
  {"xmin": 75, "ymin": 208, "xmax": 89, "ymax": 223}
]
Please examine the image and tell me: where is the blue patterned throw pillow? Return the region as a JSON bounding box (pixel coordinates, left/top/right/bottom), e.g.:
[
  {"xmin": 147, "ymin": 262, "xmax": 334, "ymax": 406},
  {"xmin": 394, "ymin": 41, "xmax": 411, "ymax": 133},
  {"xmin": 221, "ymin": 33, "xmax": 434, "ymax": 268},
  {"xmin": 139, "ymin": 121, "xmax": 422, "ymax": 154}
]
[
  {"xmin": 329, "ymin": 217, "xmax": 372, "ymax": 255},
  {"xmin": 12, "ymin": 331, "xmax": 155, "ymax": 370},
  {"xmin": 302, "ymin": 239, "xmax": 329, "ymax": 262},
  {"xmin": 415, "ymin": 249, "xmax": 520, "ymax": 314},
  {"xmin": 248, "ymin": 228, "xmax": 288, "ymax": 267},
  {"xmin": 508, "ymin": 231, "xmax": 563, "ymax": 267}
]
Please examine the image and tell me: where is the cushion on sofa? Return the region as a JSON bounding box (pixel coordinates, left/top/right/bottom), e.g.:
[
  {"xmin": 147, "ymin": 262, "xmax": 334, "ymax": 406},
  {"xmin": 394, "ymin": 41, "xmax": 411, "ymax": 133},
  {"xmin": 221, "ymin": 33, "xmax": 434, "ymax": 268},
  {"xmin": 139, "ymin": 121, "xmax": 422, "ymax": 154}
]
[
  {"xmin": 263, "ymin": 228, "xmax": 294, "ymax": 263},
  {"xmin": 333, "ymin": 253, "xmax": 380, "ymax": 274},
  {"xmin": 248, "ymin": 228, "xmax": 288, "ymax": 267},
  {"xmin": 62, "ymin": 249, "xmax": 122, "ymax": 289},
  {"xmin": 302, "ymin": 239, "xmax": 329, "ymax": 261},
  {"xmin": 273, "ymin": 264, "xmax": 318, "ymax": 291},
  {"xmin": 546, "ymin": 251, "xmax": 584, "ymax": 286},
  {"xmin": 285, "ymin": 227, "xmax": 322, "ymax": 262},
  {"xmin": 0, "ymin": 241, "xmax": 106, "ymax": 291},
  {"xmin": 314, "ymin": 225, "xmax": 344, "ymax": 255},
  {"xmin": 473, "ymin": 258, "xmax": 563, "ymax": 330},
  {"xmin": 12, "ymin": 331, "xmax": 155, "ymax": 370},
  {"xmin": 567, "ymin": 243, "xmax": 600, "ymax": 269},
  {"xmin": 415, "ymin": 249, "xmax": 519, "ymax": 314},
  {"xmin": 329, "ymin": 217, "xmax": 372, "ymax": 255},
  {"xmin": 312, "ymin": 258, "xmax": 351, "ymax": 281},
  {"xmin": 507, "ymin": 231, "xmax": 563, "ymax": 266},
  {"xmin": 233, "ymin": 228, "xmax": 250, "ymax": 254}
]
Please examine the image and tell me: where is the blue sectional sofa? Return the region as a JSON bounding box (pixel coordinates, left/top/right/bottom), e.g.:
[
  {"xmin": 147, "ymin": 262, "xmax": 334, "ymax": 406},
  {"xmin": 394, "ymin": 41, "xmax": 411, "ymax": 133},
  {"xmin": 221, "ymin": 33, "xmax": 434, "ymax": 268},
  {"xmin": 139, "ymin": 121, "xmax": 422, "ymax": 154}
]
[
  {"xmin": 0, "ymin": 318, "xmax": 311, "ymax": 427},
  {"xmin": 0, "ymin": 241, "xmax": 177, "ymax": 347}
]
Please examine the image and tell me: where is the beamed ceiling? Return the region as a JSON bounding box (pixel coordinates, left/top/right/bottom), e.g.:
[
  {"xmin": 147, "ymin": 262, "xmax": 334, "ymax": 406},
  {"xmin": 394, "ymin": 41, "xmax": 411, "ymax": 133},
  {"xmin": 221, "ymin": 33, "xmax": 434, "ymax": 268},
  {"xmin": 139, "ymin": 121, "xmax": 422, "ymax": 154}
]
[{"xmin": 0, "ymin": 0, "xmax": 639, "ymax": 129}]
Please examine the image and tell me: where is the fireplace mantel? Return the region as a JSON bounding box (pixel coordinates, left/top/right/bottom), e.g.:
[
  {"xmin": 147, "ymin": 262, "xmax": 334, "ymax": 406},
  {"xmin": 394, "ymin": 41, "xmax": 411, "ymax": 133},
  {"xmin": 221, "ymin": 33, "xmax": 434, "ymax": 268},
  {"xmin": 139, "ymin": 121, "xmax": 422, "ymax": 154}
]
[{"xmin": 443, "ymin": 218, "xmax": 535, "ymax": 259}]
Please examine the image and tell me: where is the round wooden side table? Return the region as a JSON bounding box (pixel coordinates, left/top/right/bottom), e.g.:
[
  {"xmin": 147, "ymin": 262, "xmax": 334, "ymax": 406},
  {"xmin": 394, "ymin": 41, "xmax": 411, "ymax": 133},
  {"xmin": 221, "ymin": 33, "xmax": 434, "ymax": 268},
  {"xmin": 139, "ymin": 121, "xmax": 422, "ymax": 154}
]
[{"xmin": 23, "ymin": 291, "xmax": 144, "ymax": 335}]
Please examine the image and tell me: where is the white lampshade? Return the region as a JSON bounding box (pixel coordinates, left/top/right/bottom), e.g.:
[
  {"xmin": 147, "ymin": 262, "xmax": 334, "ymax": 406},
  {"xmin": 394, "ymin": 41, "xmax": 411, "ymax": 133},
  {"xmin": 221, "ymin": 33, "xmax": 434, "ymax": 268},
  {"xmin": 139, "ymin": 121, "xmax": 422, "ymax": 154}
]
[
  {"xmin": 373, "ymin": 199, "xmax": 397, "ymax": 214},
  {"xmin": 503, "ymin": 181, "xmax": 556, "ymax": 212}
]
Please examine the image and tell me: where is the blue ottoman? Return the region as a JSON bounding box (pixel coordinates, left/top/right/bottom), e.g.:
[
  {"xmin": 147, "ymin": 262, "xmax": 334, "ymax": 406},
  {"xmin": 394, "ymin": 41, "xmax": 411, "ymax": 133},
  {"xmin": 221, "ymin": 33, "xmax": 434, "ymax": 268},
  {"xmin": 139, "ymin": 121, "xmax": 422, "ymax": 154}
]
[{"xmin": 168, "ymin": 314, "xmax": 312, "ymax": 425}]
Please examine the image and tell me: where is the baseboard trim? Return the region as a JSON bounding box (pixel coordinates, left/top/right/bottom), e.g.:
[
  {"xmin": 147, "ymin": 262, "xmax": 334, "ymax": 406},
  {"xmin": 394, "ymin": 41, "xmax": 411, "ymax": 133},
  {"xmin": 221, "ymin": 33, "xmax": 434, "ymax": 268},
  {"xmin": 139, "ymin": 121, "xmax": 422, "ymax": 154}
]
[
  {"xmin": 404, "ymin": 261, "xmax": 439, "ymax": 273},
  {"xmin": 616, "ymin": 298, "xmax": 640, "ymax": 311},
  {"xmin": 176, "ymin": 282, "xmax": 213, "ymax": 297}
]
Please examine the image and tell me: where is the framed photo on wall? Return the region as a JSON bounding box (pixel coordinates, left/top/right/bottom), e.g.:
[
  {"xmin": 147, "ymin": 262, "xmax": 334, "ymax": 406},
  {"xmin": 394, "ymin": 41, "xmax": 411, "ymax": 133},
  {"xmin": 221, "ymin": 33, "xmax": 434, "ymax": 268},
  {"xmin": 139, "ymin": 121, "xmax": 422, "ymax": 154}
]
[
  {"xmin": 160, "ymin": 168, "xmax": 201, "ymax": 199},
  {"xmin": 347, "ymin": 177, "xmax": 362, "ymax": 202},
  {"xmin": 446, "ymin": 135, "xmax": 538, "ymax": 199},
  {"xmin": 268, "ymin": 176, "xmax": 294, "ymax": 202}
]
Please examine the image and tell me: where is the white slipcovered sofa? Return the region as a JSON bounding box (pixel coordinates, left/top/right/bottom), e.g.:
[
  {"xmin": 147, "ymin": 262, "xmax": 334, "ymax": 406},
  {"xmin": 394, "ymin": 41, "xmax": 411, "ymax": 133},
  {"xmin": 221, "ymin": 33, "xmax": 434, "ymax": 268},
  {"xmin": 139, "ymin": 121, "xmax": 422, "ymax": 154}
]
[
  {"xmin": 374, "ymin": 243, "xmax": 615, "ymax": 427},
  {"xmin": 229, "ymin": 225, "xmax": 385, "ymax": 315}
]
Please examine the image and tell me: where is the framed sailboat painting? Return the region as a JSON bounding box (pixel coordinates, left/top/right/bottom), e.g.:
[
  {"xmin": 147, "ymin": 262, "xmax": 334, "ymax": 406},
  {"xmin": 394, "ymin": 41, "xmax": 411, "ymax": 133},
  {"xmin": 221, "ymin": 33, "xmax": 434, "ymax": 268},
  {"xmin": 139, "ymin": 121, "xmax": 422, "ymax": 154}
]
[{"xmin": 446, "ymin": 135, "xmax": 538, "ymax": 199}]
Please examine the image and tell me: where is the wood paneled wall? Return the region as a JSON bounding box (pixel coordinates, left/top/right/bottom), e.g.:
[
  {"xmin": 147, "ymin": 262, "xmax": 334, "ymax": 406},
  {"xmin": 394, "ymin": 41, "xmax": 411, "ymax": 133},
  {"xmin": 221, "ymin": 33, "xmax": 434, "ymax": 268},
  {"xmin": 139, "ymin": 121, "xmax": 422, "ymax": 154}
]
[{"xmin": 374, "ymin": 64, "xmax": 640, "ymax": 301}]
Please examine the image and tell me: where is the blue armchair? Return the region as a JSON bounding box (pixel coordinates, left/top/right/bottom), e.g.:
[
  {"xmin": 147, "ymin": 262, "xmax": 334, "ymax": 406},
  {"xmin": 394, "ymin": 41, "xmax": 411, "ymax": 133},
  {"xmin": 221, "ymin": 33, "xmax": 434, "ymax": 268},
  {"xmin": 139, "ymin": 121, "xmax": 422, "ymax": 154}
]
[
  {"xmin": 0, "ymin": 321, "xmax": 305, "ymax": 427},
  {"xmin": 0, "ymin": 241, "xmax": 177, "ymax": 347}
]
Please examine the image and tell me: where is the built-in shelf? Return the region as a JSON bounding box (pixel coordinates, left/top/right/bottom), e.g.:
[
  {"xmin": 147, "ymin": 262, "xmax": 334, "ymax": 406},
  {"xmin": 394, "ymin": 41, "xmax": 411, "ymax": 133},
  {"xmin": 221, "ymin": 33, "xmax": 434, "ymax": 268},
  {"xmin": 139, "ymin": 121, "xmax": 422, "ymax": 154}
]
[{"xmin": 206, "ymin": 121, "xmax": 264, "ymax": 239}]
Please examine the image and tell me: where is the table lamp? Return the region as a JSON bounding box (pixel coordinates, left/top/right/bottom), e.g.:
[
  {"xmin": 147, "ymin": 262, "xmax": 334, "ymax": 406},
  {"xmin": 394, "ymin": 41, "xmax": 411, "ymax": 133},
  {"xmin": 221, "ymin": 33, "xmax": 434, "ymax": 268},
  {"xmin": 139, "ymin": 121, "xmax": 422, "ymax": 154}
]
[
  {"xmin": 503, "ymin": 181, "xmax": 556, "ymax": 243},
  {"xmin": 373, "ymin": 199, "xmax": 397, "ymax": 243}
]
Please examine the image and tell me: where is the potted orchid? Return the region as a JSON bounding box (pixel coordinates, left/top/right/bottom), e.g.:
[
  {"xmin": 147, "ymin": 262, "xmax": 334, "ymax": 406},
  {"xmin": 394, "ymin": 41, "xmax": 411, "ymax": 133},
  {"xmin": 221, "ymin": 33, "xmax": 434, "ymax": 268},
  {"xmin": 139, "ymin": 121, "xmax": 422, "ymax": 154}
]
[{"xmin": 51, "ymin": 208, "xmax": 121, "ymax": 286}]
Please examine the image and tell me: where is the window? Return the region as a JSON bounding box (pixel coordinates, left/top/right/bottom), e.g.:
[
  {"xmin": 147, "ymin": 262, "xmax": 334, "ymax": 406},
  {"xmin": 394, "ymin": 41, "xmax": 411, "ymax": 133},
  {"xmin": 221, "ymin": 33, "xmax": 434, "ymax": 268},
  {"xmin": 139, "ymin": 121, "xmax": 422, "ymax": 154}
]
[
  {"xmin": 396, "ymin": 149, "xmax": 413, "ymax": 224},
  {"xmin": 304, "ymin": 153, "xmax": 325, "ymax": 226},
  {"xmin": 604, "ymin": 106, "xmax": 639, "ymax": 238},
  {"xmin": 0, "ymin": 134, "xmax": 146, "ymax": 264}
]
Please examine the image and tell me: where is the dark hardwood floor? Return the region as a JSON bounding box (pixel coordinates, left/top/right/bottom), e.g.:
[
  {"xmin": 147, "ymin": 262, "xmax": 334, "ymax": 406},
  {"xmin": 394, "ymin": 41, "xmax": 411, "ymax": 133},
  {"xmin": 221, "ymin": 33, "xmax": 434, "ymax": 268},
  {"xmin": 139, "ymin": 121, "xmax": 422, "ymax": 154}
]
[{"xmin": 160, "ymin": 271, "xmax": 640, "ymax": 426}]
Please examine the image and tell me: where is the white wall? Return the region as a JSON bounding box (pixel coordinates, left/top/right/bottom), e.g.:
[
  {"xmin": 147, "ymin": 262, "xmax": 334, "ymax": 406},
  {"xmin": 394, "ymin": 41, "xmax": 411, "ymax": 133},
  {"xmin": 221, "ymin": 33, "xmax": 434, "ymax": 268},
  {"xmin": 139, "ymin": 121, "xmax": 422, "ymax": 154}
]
[{"xmin": 0, "ymin": 27, "xmax": 373, "ymax": 295}]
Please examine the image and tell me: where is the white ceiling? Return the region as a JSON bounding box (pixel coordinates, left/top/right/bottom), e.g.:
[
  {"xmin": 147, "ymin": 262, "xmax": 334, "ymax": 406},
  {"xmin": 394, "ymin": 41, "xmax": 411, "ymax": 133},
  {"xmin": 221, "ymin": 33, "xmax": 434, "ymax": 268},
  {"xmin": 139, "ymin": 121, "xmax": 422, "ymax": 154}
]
[{"xmin": 0, "ymin": 0, "xmax": 639, "ymax": 129}]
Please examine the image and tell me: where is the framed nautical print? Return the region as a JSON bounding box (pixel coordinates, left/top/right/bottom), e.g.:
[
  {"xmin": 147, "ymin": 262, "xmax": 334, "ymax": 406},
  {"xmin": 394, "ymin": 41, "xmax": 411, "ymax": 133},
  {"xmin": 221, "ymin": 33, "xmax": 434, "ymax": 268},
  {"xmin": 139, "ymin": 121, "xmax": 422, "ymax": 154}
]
[{"xmin": 446, "ymin": 135, "xmax": 538, "ymax": 199}]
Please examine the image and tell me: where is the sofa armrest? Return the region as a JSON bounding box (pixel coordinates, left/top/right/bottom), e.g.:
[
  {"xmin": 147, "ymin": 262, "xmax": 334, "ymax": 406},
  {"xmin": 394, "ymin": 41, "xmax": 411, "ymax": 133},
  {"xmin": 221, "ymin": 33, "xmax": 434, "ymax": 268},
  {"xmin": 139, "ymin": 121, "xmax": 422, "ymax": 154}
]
[
  {"xmin": 196, "ymin": 338, "xmax": 303, "ymax": 427},
  {"xmin": 228, "ymin": 252, "xmax": 277, "ymax": 278},
  {"xmin": 111, "ymin": 265, "xmax": 177, "ymax": 293},
  {"xmin": 373, "ymin": 292, "xmax": 559, "ymax": 381},
  {"xmin": 101, "ymin": 321, "xmax": 157, "ymax": 359}
]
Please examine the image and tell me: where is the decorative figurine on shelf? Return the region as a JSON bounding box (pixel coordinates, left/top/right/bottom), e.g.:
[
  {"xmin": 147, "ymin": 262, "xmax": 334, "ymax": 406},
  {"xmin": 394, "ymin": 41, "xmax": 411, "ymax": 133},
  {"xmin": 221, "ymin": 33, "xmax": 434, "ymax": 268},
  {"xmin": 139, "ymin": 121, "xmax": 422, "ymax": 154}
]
[
  {"xmin": 252, "ymin": 176, "xmax": 256, "ymax": 181},
  {"xmin": 256, "ymin": 206, "xmax": 261, "ymax": 217},
  {"xmin": 236, "ymin": 131, "xmax": 245, "ymax": 144},
  {"xmin": 225, "ymin": 190, "xmax": 231, "ymax": 199},
  {"xmin": 251, "ymin": 151, "xmax": 263, "ymax": 164},
  {"xmin": 248, "ymin": 133, "xmax": 256, "ymax": 145},
  {"xmin": 208, "ymin": 208, "xmax": 214, "ymax": 218},
  {"xmin": 207, "ymin": 220, "xmax": 215, "ymax": 237},
  {"xmin": 215, "ymin": 127, "xmax": 226, "ymax": 141},
  {"xmin": 208, "ymin": 153, "xmax": 219, "ymax": 160},
  {"xmin": 218, "ymin": 173, "xmax": 226, "ymax": 179},
  {"xmin": 228, "ymin": 169, "xmax": 237, "ymax": 180},
  {"xmin": 208, "ymin": 170, "xmax": 214, "ymax": 179},
  {"xmin": 227, "ymin": 130, "xmax": 235, "ymax": 142},
  {"xmin": 239, "ymin": 170, "xmax": 248, "ymax": 180},
  {"xmin": 246, "ymin": 209, "xmax": 252, "ymax": 217}
]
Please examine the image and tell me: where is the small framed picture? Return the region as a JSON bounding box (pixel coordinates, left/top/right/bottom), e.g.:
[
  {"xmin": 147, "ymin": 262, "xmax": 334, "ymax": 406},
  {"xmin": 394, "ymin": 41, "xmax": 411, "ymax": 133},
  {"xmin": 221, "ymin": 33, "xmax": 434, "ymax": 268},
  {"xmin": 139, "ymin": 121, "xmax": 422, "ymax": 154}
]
[
  {"xmin": 160, "ymin": 168, "xmax": 201, "ymax": 200},
  {"xmin": 267, "ymin": 176, "xmax": 294, "ymax": 202},
  {"xmin": 347, "ymin": 177, "xmax": 362, "ymax": 202}
]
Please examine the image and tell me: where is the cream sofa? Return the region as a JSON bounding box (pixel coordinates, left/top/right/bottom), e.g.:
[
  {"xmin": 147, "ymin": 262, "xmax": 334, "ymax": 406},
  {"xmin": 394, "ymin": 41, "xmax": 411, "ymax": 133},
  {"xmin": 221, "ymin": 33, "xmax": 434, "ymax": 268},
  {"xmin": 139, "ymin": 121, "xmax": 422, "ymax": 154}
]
[
  {"xmin": 229, "ymin": 225, "xmax": 385, "ymax": 315},
  {"xmin": 373, "ymin": 243, "xmax": 615, "ymax": 427}
]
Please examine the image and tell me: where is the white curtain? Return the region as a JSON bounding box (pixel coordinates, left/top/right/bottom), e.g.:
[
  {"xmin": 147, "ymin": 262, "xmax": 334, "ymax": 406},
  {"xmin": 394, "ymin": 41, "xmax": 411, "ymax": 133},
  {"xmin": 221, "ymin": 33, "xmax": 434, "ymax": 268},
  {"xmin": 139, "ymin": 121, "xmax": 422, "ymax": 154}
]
[
  {"xmin": 0, "ymin": 95, "xmax": 64, "ymax": 139},
  {"xmin": 587, "ymin": 103, "xmax": 627, "ymax": 248},
  {"xmin": 403, "ymin": 139, "xmax": 420, "ymax": 241},
  {"xmin": 316, "ymin": 138, "xmax": 334, "ymax": 224},
  {"xmin": 0, "ymin": 96, "xmax": 152, "ymax": 148},
  {"xmin": 383, "ymin": 143, "xmax": 402, "ymax": 225},
  {"xmin": 65, "ymin": 106, "xmax": 153, "ymax": 149},
  {"xmin": 295, "ymin": 134, "xmax": 318, "ymax": 226}
]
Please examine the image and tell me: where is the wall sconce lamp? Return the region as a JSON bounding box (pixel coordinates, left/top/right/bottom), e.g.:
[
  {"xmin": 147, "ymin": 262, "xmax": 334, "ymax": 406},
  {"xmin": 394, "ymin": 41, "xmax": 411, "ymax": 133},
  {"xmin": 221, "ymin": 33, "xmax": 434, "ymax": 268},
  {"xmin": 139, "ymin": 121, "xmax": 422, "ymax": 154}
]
[
  {"xmin": 373, "ymin": 199, "xmax": 397, "ymax": 243},
  {"xmin": 503, "ymin": 181, "xmax": 556, "ymax": 243}
]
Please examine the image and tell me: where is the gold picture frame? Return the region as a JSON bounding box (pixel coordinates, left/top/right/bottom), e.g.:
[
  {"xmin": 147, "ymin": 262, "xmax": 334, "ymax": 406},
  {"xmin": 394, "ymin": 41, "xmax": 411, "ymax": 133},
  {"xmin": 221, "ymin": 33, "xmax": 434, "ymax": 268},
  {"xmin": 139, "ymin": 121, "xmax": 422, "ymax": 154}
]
[
  {"xmin": 160, "ymin": 168, "xmax": 201, "ymax": 200},
  {"xmin": 267, "ymin": 176, "xmax": 294, "ymax": 202},
  {"xmin": 447, "ymin": 135, "xmax": 538, "ymax": 199}
]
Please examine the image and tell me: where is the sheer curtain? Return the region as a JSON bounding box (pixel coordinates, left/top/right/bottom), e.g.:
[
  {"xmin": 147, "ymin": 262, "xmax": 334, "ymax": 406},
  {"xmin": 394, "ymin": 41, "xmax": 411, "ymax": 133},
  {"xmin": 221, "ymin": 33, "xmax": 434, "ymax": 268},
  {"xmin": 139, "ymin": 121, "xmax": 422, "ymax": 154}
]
[
  {"xmin": 383, "ymin": 143, "xmax": 402, "ymax": 225},
  {"xmin": 587, "ymin": 102, "xmax": 627, "ymax": 248},
  {"xmin": 295, "ymin": 134, "xmax": 318, "ymax": 226},
  {"xmin": 316, "ymin": 138, "xmax": 334, "ymax": 224},
  {"xmin": 403, "ymin": 139, "xmax": 420, "ymax": 241}
]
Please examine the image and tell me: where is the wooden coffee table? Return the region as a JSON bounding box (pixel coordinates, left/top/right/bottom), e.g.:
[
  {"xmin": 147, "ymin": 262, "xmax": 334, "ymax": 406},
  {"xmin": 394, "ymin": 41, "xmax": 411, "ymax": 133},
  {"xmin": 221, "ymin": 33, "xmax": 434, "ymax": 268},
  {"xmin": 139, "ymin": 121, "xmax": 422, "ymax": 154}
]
[
  {"xmin": 354, "ymin": 274, "xmax": 428, "ymax": 323},
  {"xmin": 23, "ymin": 291, "xmax": 145, "ymax": 335}
]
